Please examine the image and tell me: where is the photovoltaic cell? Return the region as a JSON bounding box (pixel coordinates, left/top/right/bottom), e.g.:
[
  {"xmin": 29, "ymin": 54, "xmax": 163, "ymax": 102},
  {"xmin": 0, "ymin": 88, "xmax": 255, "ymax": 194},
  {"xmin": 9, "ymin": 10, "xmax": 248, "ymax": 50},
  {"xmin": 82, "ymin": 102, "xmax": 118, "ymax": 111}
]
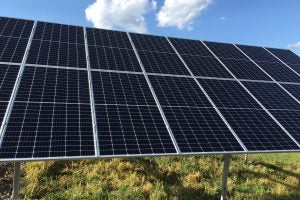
[
  {"xmin": 270, "ymin": 110, "xmax": 300, "ymax": 143},
  {"xmin": 86, "ymin": 28, "xmax": 132, "ymax": 49},
  {"xmin": 0, "ymin": 17, "xmax": 34, "ymax": 38},
  {"xmin": 0, "ymin": 65, "xmax": 20, "ymax": 101},
  {"xmin": 27, "ymin": 22, "xmax": 86, "ymax": 68},
  {"xmin": 0, "ymin": 36, "xmax": 29, "ymax": 63},
  {"xmin": 198, "ymin": 79, "xmax": 260, "ymax": 109},
  {"xmin": 288, "ymin": 64, "xmax": 300, "ymax": 75},
  {"xmin": 88, "ymin": 46, "xmax": 141, "ymax": 72},
  {"xmin": 0, "ymin": 66, "xmax": 95, "ymax": 158},
  {"xmin": 96, "ymin": 105, "xmax": 176, "ymax": 155},
  {"xmin": 33, "ymin": 22, "xmax": 84, "ymax": 44},
  {"xmin": 138, "ymin": 50, "xmax": 190, "ymax": 75},
  {"xmin": 182, "ymin": 55, "xmax": 233, "ymax": 78},
  {"xmin": 243, "ymin": 81, "xmax": 300, "ymax": 110},
  {"xmin": 204, "ymin": 41, "xmax": 247, "ymax": 60},
  {"xmin": 266, "ymin": 48, "xmax": 300, "ymax": 65},
  {"xmin": 220, "ymin": 108, "xmax": 299, "ymax": 151},
  {"xmin": 92, "ymin": 71, "xmax": 156, "ymax": 105},
  {"xmin": 256, "ymin": 61, "xmax": 300, "ymax": 83},
  {"xmin": 220, "ymin": 58, "xmax": 272, "ymax": 81},
  {"xmin": 163, "ymin": 106, "xmax": 244, "ymax": 153},
  {"xmin": 130, "ymin": 33, "xmax": 174, "ymax": 53},
  {"xmin": 168, "ymin": 38, "xmax": 212, "ymax": 57},
  {"xmin": 0, "ymin": 102, "xmax": 95, "ymax": 158},
  {"xmin": 281, "ymin": 84, "xmax": 300, "ymax": 101},
  {"xmin": 0, "ymin": 102, "xmax": 8, "ymax": 127},
  {"xmin": 237, "ymin": 45, "xmax": 279, "ymax": 63},
  {"xmin": 149, "ymin": 75, "xmax": 211, "ymax": 108}
]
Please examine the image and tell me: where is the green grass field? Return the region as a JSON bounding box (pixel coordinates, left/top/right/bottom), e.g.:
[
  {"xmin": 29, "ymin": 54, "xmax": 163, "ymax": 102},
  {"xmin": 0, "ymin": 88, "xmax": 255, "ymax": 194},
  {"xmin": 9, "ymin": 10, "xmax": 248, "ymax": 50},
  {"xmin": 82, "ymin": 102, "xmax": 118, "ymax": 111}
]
[{"xmin": 20, "ymin": 153, "xmax": 300, "ymax": 199}]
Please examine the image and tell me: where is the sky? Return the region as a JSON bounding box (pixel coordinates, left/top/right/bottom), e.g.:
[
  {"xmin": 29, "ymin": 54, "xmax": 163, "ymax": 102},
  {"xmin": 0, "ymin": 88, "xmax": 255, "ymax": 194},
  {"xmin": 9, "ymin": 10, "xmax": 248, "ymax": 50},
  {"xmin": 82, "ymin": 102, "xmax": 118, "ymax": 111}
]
[{"xmin": 0, "ymin": 0, "xmax": 300, "ymax": 55}]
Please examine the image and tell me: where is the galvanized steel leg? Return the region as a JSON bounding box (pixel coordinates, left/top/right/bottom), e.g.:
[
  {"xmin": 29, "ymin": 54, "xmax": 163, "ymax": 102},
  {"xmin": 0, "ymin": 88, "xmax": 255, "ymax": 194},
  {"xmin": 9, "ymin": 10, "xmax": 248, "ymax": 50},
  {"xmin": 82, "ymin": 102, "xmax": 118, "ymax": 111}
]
[
  {"xmin": 244, "ymin": 154, "xmax": 248, "ymax": 165},
  {"xmin": 12, "ymin": 162, "xmax": 21, "ymax": 200},
  {"xmin": 221, "ymin": 154, "xmax": 231, "ymax": 200}
]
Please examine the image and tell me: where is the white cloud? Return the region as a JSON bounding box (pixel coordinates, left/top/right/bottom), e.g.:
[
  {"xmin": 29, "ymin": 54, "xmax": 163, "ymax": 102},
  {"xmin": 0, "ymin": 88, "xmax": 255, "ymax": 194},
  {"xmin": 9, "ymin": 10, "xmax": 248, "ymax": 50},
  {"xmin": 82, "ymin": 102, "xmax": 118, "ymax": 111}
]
[
  {"xmin": 219, "ymin": 16, "xmax": 227, "ymax": 21},
  {"xmin": 156, "ymin": 0, "xmax": 213, "ymax": 30},
  {"xmin": 85, "ymin": 0, "xmax": 157, "ymax": 33},
  {"xmin": 288, "ymin": 41, "xmax": 300, "ymax": 49}
]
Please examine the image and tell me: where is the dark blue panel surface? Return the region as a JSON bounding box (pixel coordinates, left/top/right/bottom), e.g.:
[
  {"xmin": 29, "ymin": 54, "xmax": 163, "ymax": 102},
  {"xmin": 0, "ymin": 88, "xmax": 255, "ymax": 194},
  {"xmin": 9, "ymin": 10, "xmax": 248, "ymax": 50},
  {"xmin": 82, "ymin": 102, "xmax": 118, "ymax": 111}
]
[
  {"xmin": 237, "ymin": 45, "xmax": 279, "ymax": 63},
  {"xmin": 198, "ymin": 79, "xmax": 260, "ymax": 109},
  {"xmin": 0, "ymin": 36, "xmax": 28, "ymax": 63},
  {"xmin": 163, "ymin": 106, "xmax": 244, "ymax": 153},
  {"xmin": 0, "ymin": 65, "xmax": 20, "ymax": 101},
  {"xmin": 221, "ymin": 58, "xmax": 272, "ymax": 81},
  {"xmin": 266, "ymin": 48, "xmax": 300, "ymax": 65},
  {"xmin": 0, "ymin": 17, "xmax": 34, "ymax": 38},
  {"xmin": 220, "ymin": 108, "xmax": 299, "ymax": 151},
  {"xmin": 204, "ymin": 41, "xmax": 247, "ymax": 60},
  {"xmin": 96, "ymin": 105, "xmax": 176, "ymax": 155},
  {"xmin": 182, "ymin": 55, "xmax": 233, "ymax": 78},
  {"xmin": 243, "ymin": 82, "xmax": 300, "ymax": 110}
]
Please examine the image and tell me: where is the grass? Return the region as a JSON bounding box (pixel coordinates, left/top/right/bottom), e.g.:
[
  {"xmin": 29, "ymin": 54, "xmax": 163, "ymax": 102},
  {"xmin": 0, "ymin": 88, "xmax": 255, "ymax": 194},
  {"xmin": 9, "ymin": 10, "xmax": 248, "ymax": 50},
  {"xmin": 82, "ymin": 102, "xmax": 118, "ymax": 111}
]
[{"xmin": 19, "ymin": 153, "xmax": 300, "ymax": 199}]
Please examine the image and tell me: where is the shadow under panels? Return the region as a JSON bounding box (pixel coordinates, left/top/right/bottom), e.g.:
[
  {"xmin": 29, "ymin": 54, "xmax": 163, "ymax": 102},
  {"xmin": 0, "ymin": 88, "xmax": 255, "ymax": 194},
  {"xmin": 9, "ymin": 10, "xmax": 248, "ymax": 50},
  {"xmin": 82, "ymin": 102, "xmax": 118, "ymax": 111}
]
[{"xmin": 0, "ymin": 66, "xmax": 95, "ymax": 159}]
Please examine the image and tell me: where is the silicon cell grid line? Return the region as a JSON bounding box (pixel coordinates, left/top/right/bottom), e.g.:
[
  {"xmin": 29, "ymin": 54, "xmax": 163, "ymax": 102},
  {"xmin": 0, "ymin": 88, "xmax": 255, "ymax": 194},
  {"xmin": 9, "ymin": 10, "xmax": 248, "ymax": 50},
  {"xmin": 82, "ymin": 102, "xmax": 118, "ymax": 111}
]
[
  {"xmin": 0, "ymin": 17, "xmax": 34, "ymax": 38},
  {"xmin": 26, "ymin": 22, "xmax": 86, "ymax": 68},
  {"xmin": 88, "ymin": 45, "xmax": 142, "ymax": 72},
  {"xmin": 86, "ymin": 28, "xmax": 142, "ymax": 72},
  {"xmin": 220, "ymin": 108, "xmax": 299, "ymax": 151},
  {"xmin": 0, "ymin": 36, "xmax": 30, "ymax": 63},
  {"xmin": 254, "ymin": 61, "xmax": 300, "ymax": 83},
  {"xmin": 86, "ymin": 28, "xmax": 132, "ymax": 49},
  {"xmin": 237, "ymin": 45, "xmax": 280, "ymax": 63},
  {"xmin": 168, "ymin": 38, "xmax": 213, "ymax": 57},
  {"xmin": 147, "ymin": 75, "xmax": 245, "ymax": 153},
  {"xmin": 181, "ymin": 55, "xmax": 233, "ymax": 78},
  {"xmin": 204, "ymin": 41, "xmax": 248, "ymax": 60},
  {"xmin": 270, "ymin": 110, "xmax": 300, "ymax": 143},
  {"xmin": 0, "ymin": 66, "xmax": 95, "ymax": 159},
  {"xmin": 266, "ymin": 48, "xmax": 300, "ymax": 65},
  {"xmin": 137, "ymin": 50, "xmax": 190, "ymax": 75},
  {"xmin": 281, "ymin": 84, "xmax": 300, "ymax": 101},
  {"xmin": 242, "ymin": 81, "xmax": 300, "ymax": 110},
  {"xmin": 220, "ymin": 58, "xmax": 272, "ymax": 81},
  {"xmin": 197, "ymin": 79, "xmax": 261, "ymax": 109},
  {"xmin": 130, "ymin": 33, "xmax": 175, "ymax": 53},
  {"xmin": 91, "ymin": 71, "xmax": 177, "ymax": 155}
]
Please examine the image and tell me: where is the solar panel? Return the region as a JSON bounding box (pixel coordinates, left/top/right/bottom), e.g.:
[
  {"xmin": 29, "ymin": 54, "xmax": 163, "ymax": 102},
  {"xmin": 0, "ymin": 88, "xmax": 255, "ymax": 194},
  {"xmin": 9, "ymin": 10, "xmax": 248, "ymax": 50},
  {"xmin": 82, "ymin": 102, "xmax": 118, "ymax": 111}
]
[
  {"xmin": 138, "ymin": 50, "xmax": 190, "ymax": 75},
  {"xmin": 96, "ymin": 105, "xmax": 176, "ymax": 155},
  {"xmin": 237, "ymin": 45, "xmax": 279, "ymax": 63},
  {"xmin": 182, "ymin": 55, "xmax": 233, "ymax": 78},
  {"xmin": 0, "ymin": 17, "xmax": 34, "ymax": 38},
  {"xmin": 86, "ymin": 28, "xmax": 132, "ymax": 49},
  {"xmin": 1, "ymin": 16, "xmax": 300, "ymax": 162},
  {"xmin": 198, "ymin": 79, "xmax": 261, "ymax": 109},
  {"xmin": 266, "ymin": 48, "xmax": 300, "ymax": 65},
  {"xmin": 255, "ymin": 61, "xmax": 300, "ymax": 83},
  {"xmin": 163, "ymin": 106, "xmax": 244, "ymax": 153},
  {"xmin": 168, "ymin": 38, "xmax": 212, "ymax": 57},
  {"xmin": 0, "ymin": 66, "xmax": 95, "ymax": 158},
  {"xmin": 204, "ymin": 41, "xmax": 247, "ymax": 60},
  {"xmin": 26, "ymin": 22, "xmax": 86, "ymax": 68},
  {"xmin": 88, "ymin": 46, "xmax": 141, "ymax": 72},
  {"xmin": 220, "ymin": 108, "xmax": 299, "ymax": 151},
  {"xmin": 243, "ymin": 81, "xmax": 300, "ymax": 110},
  {"xmin": 0, "ymin": 36, "xmax": 29, "ymax": 63},
  {"xmin": 130, "ymin": 33, "xmax": 175, "ymax": 53},
  {"xmin": 91, "ymin": 71, "xmax": 177, "ymax": 155},
  {"xmin": 220, "ymin": 58, "xmax": 272, "ymax": 81},
  {"xmin": 149, "ymin": 75, "xmax": 211, "ymax": 107},
  {"xmin": 270, "ymin": 110, "xmax": 300, "ymax": 143}
]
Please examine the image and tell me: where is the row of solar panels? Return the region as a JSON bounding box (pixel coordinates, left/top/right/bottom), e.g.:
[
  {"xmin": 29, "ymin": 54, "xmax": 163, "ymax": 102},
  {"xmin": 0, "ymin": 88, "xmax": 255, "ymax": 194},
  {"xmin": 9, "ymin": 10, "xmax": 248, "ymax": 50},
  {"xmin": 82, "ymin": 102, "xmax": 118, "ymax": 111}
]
[{"xmin": 0, "ymin": 16, "xmax": 300, "ymax": 161}]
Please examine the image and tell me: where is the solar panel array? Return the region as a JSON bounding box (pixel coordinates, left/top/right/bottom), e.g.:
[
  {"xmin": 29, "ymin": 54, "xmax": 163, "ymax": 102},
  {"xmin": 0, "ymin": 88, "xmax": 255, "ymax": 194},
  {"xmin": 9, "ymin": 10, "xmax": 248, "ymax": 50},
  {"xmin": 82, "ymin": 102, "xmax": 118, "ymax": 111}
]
[{"xmin": 0, "ymin": 16, "xmax": 299, "ymax": 161}]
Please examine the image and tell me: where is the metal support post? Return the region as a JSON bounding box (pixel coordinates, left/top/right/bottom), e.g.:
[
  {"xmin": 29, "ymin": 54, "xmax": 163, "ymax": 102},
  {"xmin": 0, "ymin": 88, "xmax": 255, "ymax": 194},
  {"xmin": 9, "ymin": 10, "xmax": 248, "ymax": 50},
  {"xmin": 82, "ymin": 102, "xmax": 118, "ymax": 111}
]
[
  {"xmin": 244, "ymin": 154, "xmax": 248, "ymax": 165},
  {"xmin": 221, "ymin": 154, "xmax": 231, "ymax": 200},
  {"xmin": 11, "ymin": 162, "xmax": 21, "ymax": 200}
]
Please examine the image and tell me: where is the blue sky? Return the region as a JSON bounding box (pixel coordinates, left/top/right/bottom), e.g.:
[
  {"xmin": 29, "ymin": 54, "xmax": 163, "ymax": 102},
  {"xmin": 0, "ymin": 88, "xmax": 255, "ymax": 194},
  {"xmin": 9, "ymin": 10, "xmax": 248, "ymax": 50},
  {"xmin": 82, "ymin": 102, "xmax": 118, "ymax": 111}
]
[{"xmin": 1, "ymin": 0, "xmax": 300, "ymax": 55}]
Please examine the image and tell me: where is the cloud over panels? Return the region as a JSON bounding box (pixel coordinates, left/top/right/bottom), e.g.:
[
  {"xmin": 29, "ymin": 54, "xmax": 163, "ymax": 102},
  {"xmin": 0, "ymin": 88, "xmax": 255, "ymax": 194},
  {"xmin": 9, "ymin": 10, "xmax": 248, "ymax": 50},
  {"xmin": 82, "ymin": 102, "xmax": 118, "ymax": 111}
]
[
  {"xmin": 288, "ymin": 41, "xmax": 300, "ymax": 49},
  {"xmin": 85, "ymin": 0, "xmax": 157, "ymax": 33},
  {"xmin": 156, "ymin": 0, "xmax": 213, "ymax": 30}
]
